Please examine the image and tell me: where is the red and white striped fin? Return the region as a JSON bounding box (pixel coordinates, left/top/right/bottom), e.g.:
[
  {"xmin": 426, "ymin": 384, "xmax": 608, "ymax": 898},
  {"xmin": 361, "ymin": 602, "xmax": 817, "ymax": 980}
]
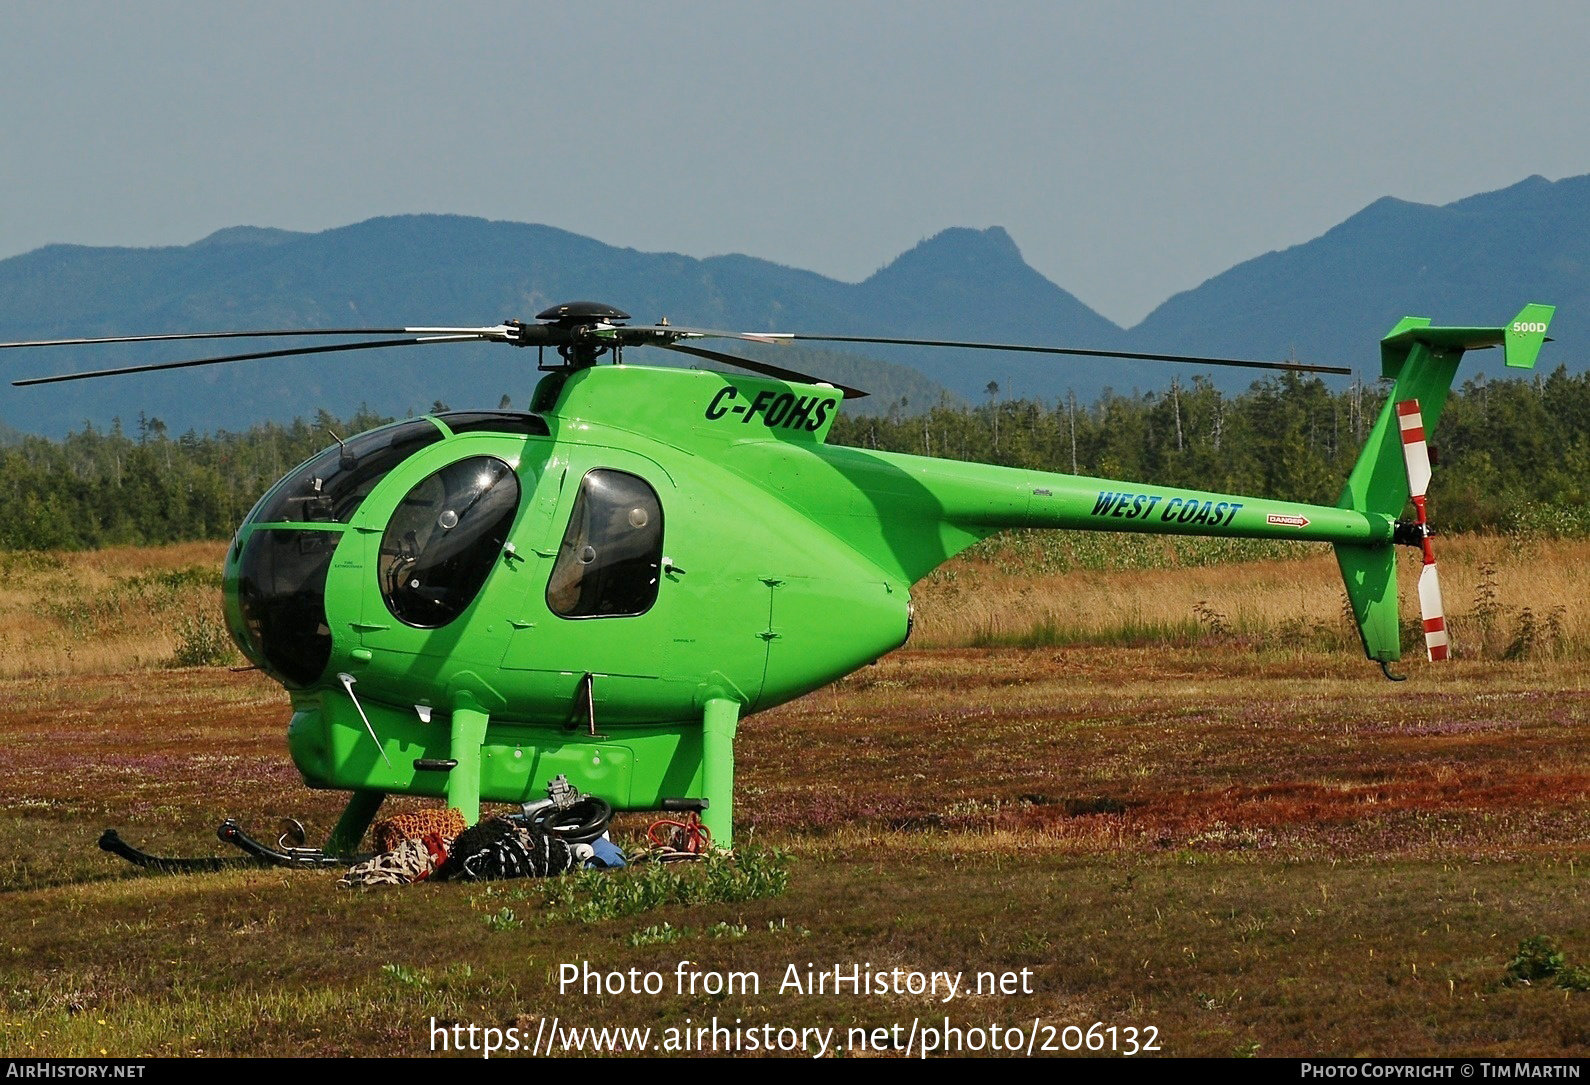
[
  {"xmin": 1396, "ymin": 399, "xmax": 1432, "ymax": 501},
  {"xmin": 1418, "ymin": 561, "xmax": 1449, "ymax": 661}
]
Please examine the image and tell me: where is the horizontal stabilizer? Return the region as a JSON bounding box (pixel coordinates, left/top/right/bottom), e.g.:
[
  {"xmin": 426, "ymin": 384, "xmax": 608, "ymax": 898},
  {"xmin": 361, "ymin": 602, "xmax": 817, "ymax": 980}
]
[{"xmin": 1379, "ymin": 303, "xmax": 1554, "ymax": 379}]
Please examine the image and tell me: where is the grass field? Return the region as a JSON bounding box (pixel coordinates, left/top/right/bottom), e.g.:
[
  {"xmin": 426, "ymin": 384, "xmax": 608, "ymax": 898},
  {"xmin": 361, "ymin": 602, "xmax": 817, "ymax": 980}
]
[{"xmin": 0, "ymin": 539, "xmax": 1586, "ymax": 1058}]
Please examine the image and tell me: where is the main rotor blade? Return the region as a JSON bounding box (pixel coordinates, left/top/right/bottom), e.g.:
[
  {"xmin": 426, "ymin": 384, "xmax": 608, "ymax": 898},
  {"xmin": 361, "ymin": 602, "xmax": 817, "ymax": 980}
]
[
  {"xmin": 618, "ymin": 324, "xmax": 796, "ymax": 348},
  {"xmin": 0, "ymin": 326, "xmax": 519, "ymax": 351},
  {"xmin": 13, "ymin": 335, "xmax": 486, "ymax": 386},
  {"xmin": 656, "ymin": 342, "xmax": 868, "ymax": 399},
  {"xmin": 768, "ymin": 333, "xmax": 1351, "ymax": 375},
  {"xmin": 0, "ymin": 328, "xmax": 415, "ymax": 350}
]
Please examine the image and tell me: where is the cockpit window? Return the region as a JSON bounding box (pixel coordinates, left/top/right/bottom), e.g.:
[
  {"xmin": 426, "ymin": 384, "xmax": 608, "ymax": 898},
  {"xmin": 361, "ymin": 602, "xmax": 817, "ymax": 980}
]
[
  {"xmin": 245, "ymin": 419, "xmax": 444, "ymax": 525},
  {"xmin": 434, "ymin": 410, "xmax": 551, "ymax": 437},
  {"xmin": 547, "ymin": 469, "xmax": 664, "ymax": 619},
  {"xmin": 380, "ymin": 456, "xmax": 520, "ymax": 628},
  {"xmin": 234, "ymin": 529, "xmax": 339, "ymax": 688}
]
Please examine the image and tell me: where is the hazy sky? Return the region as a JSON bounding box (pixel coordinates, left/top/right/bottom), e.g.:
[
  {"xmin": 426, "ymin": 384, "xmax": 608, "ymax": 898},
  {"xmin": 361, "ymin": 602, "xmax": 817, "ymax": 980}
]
[{"xmin": 4, "ymin": 1, "xmax": 1589, "ymax": 326}]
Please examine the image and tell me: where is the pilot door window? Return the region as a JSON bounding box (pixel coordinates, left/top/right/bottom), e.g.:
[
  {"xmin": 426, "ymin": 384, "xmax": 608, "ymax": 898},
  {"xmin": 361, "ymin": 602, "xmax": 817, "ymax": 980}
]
[
  {"xmin": 379, "ymin": 456, "xmax": 520, "ymax": 628},
  {"xmin": 546, "ymin": 469, "xmax": 664, "ymax": 618}
]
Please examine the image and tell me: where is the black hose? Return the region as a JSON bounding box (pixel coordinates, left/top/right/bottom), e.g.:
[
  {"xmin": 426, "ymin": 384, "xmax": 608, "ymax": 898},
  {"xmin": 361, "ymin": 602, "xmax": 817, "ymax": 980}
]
[{"xmin": 526, "ymin": 796, "xmax": 612, "ymax": 845}]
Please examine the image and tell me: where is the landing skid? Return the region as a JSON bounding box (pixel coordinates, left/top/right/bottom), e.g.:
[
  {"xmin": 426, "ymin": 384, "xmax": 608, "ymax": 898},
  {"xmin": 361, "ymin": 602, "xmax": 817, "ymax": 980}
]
[
  {"xmin": 216, "ymin": 818, "xmax": 367, "ymax": 868},
  {"xmin": 98, "ymin": 828, "xmax": 266, "ymax": 873},
  {"xmin": 99, "ymin": 818, "xmax": 369, "ymax": 873}
]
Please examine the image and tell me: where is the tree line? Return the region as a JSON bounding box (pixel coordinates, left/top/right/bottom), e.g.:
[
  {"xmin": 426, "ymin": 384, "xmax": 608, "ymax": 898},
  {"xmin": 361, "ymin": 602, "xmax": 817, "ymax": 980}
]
[
  {"xmin": 0, "ymin": 408, "xmax": 392, "ymax": 550},
  {"xmin": 0, "ymin": 370, "xmax": 1586, "ymax": 550}
]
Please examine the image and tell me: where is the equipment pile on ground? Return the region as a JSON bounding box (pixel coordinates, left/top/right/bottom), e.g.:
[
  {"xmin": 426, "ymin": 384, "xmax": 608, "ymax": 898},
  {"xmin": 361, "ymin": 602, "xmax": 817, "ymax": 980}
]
[{"xmin": 338, "ymin": 776, "xmax": 626, "ymax": 888}]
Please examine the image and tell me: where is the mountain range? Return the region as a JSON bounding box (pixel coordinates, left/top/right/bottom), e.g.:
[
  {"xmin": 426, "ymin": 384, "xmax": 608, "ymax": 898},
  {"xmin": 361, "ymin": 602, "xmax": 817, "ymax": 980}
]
[{"xmin": 0, "ymin": 173, "xmax": 1585, "ymax": 435}]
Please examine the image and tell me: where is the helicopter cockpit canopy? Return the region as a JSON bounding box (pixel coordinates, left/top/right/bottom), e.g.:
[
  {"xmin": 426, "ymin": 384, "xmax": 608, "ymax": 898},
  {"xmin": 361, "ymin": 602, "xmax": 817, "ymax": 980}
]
[{"xmin": 229, "ymin": 414, "xmax": 542, "ymax": 687}]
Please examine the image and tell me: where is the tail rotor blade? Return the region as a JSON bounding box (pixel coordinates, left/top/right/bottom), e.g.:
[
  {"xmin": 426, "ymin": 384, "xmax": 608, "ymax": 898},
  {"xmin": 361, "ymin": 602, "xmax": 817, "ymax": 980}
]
[
  {"xmin": 1396, "ymin": 399, "xmax": 1432, "ymax": 501},
  {"xmin": 1418, "ymin": 562, "xmax": 1449, "ymax": 662},
  {"xmin": 1396, "ymin": 399, "xmax": 1449, "ymax": 661}
]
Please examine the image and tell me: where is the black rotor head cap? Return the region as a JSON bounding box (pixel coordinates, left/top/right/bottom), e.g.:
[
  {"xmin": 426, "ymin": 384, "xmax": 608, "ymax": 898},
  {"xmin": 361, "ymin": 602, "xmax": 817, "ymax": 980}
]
[{"xmin": 536, "ymin": 301, "xmax": 630, "ymax": 324}]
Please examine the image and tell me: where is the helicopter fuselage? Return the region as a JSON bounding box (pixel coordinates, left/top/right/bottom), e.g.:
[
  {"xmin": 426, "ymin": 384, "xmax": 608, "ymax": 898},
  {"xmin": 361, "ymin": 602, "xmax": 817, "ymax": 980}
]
[{"xmin": 226, "ymin": 366, "xmax": 916, "ymax": 839}]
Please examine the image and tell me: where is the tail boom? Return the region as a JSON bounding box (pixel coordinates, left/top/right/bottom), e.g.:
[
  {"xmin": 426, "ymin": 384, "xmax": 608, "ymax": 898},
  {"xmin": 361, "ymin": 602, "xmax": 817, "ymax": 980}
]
[{"xmin": 1016, "ymin": 476, "xmax": 1392, "ymax": 546}]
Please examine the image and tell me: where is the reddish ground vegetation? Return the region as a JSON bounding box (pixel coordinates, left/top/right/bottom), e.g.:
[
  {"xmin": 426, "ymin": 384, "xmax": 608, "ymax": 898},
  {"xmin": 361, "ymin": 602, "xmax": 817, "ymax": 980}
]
[{"xmin": 738, "ymin": 647, "xmax": 1590, "ymax": 858}]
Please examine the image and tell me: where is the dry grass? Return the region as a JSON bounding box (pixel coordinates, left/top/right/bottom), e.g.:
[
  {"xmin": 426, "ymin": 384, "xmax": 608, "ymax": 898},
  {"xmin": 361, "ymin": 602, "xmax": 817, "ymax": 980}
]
[
  {"xmin": 0, "ymin": 542, "xmax": 231, "ymax": 676},
  {"xmin": 914, "ymin": 533, "xmax": 1590, "ymax": 659},
  {"xmin": 3, "ymin": 534, "xmax": 1585, "ymax": 680}
]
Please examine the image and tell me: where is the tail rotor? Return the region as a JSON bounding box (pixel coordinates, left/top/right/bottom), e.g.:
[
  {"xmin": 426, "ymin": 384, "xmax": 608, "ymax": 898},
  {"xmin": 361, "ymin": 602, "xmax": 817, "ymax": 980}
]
[{"xmin": 1395, "ymin": 399, "xmax": 1449, "ymax": 661}]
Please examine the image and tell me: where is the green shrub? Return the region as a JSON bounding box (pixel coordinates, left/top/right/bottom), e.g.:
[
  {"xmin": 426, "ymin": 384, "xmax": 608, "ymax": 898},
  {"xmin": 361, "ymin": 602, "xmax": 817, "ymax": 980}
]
[{"xmin": 169, "ymin": 614, "xmax": 239, "ymax": 667}]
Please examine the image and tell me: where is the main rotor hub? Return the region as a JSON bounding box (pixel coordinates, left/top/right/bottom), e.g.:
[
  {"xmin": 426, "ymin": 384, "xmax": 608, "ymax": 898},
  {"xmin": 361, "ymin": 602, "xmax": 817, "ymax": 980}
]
[{"xmin": 533, "ymin": 301, "xmax": 632, "ymax": 370}]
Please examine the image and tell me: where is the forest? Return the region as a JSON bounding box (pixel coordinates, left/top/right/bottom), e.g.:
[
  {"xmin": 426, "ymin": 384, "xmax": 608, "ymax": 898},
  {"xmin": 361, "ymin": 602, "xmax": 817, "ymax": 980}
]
[{"xmin": 0, "ymin": 368, "xmax": 1586, "ymax": 551}]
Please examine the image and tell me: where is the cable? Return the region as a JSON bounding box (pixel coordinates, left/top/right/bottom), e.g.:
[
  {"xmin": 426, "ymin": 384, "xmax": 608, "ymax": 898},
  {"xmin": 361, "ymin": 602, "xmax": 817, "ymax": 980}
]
[
  {"xmin": 645, "ymin": 811, "xmax": 712, "ymax": 860},
  {"xmin": 525, "ymin": 796, "xmax": 612, "ymax": 845}
]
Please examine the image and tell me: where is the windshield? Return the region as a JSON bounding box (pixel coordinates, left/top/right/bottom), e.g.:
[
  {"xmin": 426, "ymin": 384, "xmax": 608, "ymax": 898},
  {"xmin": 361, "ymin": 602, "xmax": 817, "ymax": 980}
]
[
  {"xmin": 244, "ymin": 419, "xmax": 445, "ymax": 525},
  {"xmin": 233, "ymin": 529, "xmax": 339, "ymax": 687}
]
